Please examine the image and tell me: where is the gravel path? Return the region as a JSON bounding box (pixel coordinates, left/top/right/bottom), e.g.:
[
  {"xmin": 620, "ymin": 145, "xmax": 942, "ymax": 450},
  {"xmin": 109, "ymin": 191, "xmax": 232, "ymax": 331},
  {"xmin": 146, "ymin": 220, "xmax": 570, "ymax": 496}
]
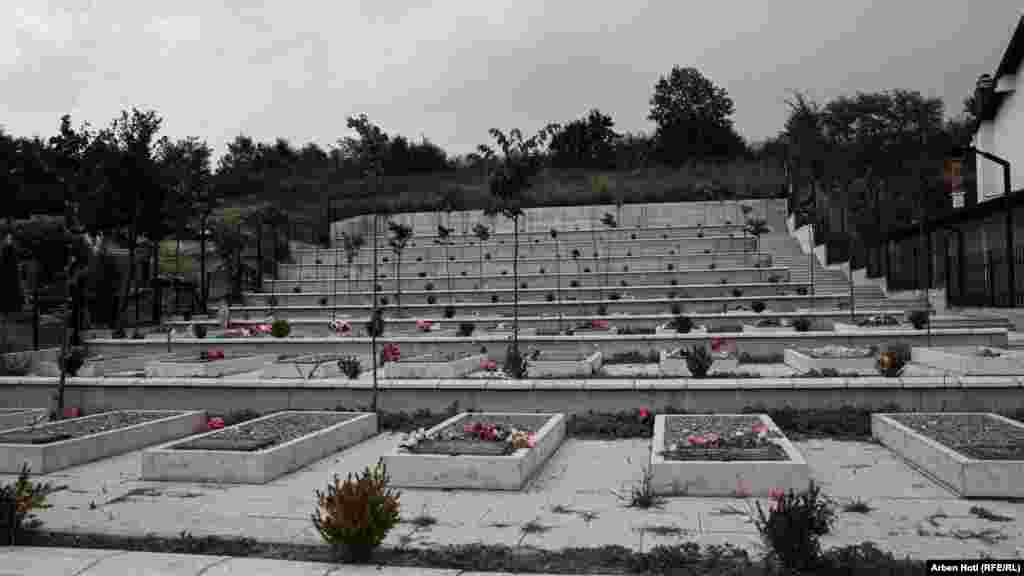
[
  {"xmin": 173, "ymin": 412, "xmax": 357, "ymax": 451},
  {"xmin": 662, "ymin": 414, "xmax": 789, "ymax": 461},
  {"xmin": 0, "ymin": 412, "xmax": 176, "ymax": 444},
  {"xmin": 890, "ymin": 413, "xmax": 1024, "ymax": 461}
]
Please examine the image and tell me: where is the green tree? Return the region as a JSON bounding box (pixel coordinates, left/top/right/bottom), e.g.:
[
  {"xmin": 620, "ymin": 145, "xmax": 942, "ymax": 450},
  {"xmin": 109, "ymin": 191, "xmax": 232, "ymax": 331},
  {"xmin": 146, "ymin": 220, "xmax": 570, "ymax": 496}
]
[
  {"xmin": 648, "ymin": 66, "xmax": 745, "ymax": 164},
  {"xmin": 479, "ymin": 126, "xmax": 554, "ymax": 375},
  {"xmin": 472, "ymin": 223, "xmax": 490, "ymax": 286},
  {"xmin": 387, "ymin": 221, "xmax": 413, "ymax": 314},
  {"xmin": 548, "ymin": 109, "xmax": 620, "ymax": 169},
  {"xmin": 0, "ymin": 236, "xmax": 23, "ymax": 352}
]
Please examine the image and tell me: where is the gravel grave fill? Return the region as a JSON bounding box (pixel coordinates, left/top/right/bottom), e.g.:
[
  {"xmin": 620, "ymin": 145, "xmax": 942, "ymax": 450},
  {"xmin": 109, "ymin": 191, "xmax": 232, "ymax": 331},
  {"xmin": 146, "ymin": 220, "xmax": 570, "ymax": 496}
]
[
  {"xmin": 408, "ymin": 414, "xmax": 552, "ymax": 456},
  {"xmin": 0, "ymin": 412, "xmax": 178, "ymax": 445},
  {"xmin": 889, "ymin": 413, "xmax": 1024, "ymax": 461},
  {"xmin": 172, "ymin": 412, "xmax": 358, "ymax": 452},
  {"xmin": 662, "ymin": 415, "xmax": 789, "ymax": 462}
]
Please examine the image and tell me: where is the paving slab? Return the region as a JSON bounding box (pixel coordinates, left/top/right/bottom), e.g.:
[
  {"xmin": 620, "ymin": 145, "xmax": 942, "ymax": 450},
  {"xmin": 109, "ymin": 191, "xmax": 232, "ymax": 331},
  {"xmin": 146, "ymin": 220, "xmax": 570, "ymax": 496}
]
[
  {"xmin": 5, "ymin": 437, "xmax": 1024, "ymax": 561},
  {"xmin": 0, "ymin": 547, "xmax": 125, "ymax": 576}
]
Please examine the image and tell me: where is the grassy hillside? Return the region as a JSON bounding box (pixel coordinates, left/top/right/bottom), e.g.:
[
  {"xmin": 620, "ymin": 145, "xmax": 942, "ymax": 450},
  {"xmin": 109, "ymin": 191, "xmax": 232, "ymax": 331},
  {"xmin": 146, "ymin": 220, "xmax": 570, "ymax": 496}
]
[{"xmin": 232, "ymin": 161, "xmax": 785, "ymax": 227}]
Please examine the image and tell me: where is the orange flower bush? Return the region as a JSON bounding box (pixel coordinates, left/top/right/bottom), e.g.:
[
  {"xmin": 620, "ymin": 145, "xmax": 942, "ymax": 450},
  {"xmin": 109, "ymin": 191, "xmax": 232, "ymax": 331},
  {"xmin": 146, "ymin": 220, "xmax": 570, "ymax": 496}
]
[{"xmin": 312, "ymin": 460, "xmax": 401, "ymax": 563}]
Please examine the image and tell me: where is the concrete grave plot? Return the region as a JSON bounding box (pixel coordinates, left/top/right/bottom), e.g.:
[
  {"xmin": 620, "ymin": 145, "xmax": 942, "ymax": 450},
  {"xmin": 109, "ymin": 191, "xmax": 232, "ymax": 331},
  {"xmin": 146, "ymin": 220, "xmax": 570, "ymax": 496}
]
[
  {"xmin": 144, "ymin": 352, "xmax": 277, "ymax": 378},
  {"xmin": 649, "ymin": 414, "xmax": 810, "ymax": 496},
  {"xmin": 911, "ymin": 346, "xmax": 1024, "ymax": 376},
  {"xmin": 872, "ymin": 413, "xmax": 1024, "ymax": 498},
  {"xmin": 378, "ymin": 352, "xmax": 487, "ymax": 379},
  {"xmin": 262, "ymin": 354, "xmax": 356, "ymax": 379},
  {"xmin": 527, "ymin": 350, "xmax": 603, "ymax": 377},
  {"xmin": 655, "ymin": 322, "xmax": 708, "ymax": 335},
  {"xmin": 142, "ymin": 411, "xmax": 377, "ymax": 484},
  {"xmin": 784, "ymin": 345, "xmax": 879, "ymax": 374},
  {"xmin": 0, "ymin": 408, "xmax": 48, "ymax": 431},
  {"xmin": 0, "ymin": 410, "xmax": 206, "ymax": 474},
  {"xmin": 658, "ymin": 348, "xmax": 738, "ymax": 376},
  {"xmin": 383, "ymin": 412, "xmax": 565, "ymax": 490}
]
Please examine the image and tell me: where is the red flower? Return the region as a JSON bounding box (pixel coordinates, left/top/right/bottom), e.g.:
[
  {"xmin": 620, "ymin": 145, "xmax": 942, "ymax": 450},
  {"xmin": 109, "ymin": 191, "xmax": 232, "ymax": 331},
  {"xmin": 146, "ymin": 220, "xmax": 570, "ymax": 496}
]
[
  {"xmin": 752, "ymin": 422, "xmax": 769, "ymax": 435},
  {"xmin": 480, "ymin": 359, "xmax": 498, "ymax": 371},
  {"xmin": 62, "ymin": 407, "xmax": 81, "ymax": 419},
  {"xmin": 208, "ymin": 417, "xmax": 225, "ymax": 430},
  {"xmin": 704, "ymin": 432, "xmax": 720, "ymax": 445},
  {"xmin": 687, "ymin": 435, "xmax": 707, "ymax": 446},
  {"xmin": 768, "ymin": 488, "xmax": 785, "ymax": 501},
  {"xmin": 591, "ymin": 319, "xmax": 609, "ymax": 330},
  {"xmin": 382, "ymin": 343, "xmax": 401, "ymax": 362},
  {"xmin": 639, "ymin": 408, "xmax": 650, "ymax": 419}
]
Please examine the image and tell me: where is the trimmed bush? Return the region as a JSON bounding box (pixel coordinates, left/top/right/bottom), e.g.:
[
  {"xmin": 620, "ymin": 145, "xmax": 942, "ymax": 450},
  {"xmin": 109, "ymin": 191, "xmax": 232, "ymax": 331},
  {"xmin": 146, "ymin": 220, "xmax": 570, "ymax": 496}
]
[
  {"xmin": 312, "ymin": 461, "xmax": 401, "ymax": 563},
  {"xmin": 751, "ymin": 301, "xmax": 766, "ymax": 313},
  {"xmin": 456, "ymin": 322, "xmax": 475, "ymax": 337},
  {"xmin": 426, "ymin": 295, "xmax": 437, "ymax": 305},
  {"xmin": 443, "ymin": 305, "xmax": 455, "ymax": 319},
  {"xmin": 292, "ymin": 286, "xmax": 302, "ymax": 294},
  {"xmin": 670, "ymin": 315, "xmax": 693, "ymax": 334},
  {"xmin": 908, "ymin": 310, "xmax": 929, "ymax": 329},
  {"xmin": 424, "ymin": 282, "xmax": 434, "ymax": 291},
  {"xmin": 754, "ymin": 482, "xmax": 835, "ymax": 574},
  {"xmin": 686, "ymin": 346, "xmax": 713, "ymax": 378},
  {"xmin": 271, "ymin": 319, "xmax": 291, "ymax": 338},
  {"xmin": 337, "ymin": 357, "xmax": 362, "ymax": 380},
  {"xmin": 792, "ymin": 317, "xmax": 812, "ymax": 332},
  {"xmin": 192, "ymin": 324, "xmax": 207, "ymax": 339}
]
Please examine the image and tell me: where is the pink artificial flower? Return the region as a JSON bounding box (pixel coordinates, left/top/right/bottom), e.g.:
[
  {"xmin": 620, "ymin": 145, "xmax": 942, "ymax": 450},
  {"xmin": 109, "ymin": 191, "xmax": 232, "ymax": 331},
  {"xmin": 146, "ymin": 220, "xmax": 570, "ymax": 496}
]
[
  {"xmin": 62, "ymin": 407, "xmax": 81, "ymax": 419},
  {"xmin": 639, "ymin": 408, "xmax": 650, "ymax": 419},
  {"xmin": 768, "ymin": 488, "xmax": 785, "ymax": 512},
  {"xmin": 704, "ymin": 432, "xmax": 720, "ymax": 445},
  {"xmin": 526, "ymin": 433, "xmax": 537, "ymax": 448},
  {"xmin": 480, "ymin": 359, "xmax": 498, "ymax": 371},
  {"xmin": 416, "ymin": 319, "xmax": 433, "ymax": 332},
  {"xmin": 735, "ymin": 478, "xmax": 752, "ymax": 498},
  {"xmin": 208, "ymin": 417, "xmax": 225, "ymax": 430},
  {"xmin": 591, "ymin": 319, "xmax": 609, "ymax": 330},
  {"xmin": 254, "ymin": 324, "xmax": 272, "ymax": 334},
  {"xmin": 752, "ymin": 422, "xmax": 769, "ymax": 436},
  {"xmin": 205, "ymin": 348, "xmax": 225, "ymax": 360},
  {"xmin": 336, "ymin": 320, "xmax": 351, "ymax": 335},
  {"xmin": 382, "ymin": 343, "xmax": 401, "ymax": 362},
  {"xmin": 687, "ymin": 435, "xmax": 707, "ymax": 446}
]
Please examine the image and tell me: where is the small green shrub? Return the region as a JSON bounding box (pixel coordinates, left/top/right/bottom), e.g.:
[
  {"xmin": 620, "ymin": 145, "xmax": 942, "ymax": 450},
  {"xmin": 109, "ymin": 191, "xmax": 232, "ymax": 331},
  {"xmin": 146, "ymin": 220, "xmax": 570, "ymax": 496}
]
[
  {"xmin": 192, "ymin": 324, "xmax": 207, "ymax": 339},
  {"xmin": 426, "ymin": 295, "xmax": 437, "ymax": 305},
  {"xmin": 504, "ymin": 344, "xmax": 528, "ymax": 379},
  {"xmin": 319, "ymin": 297, "xmax": 328, "ymax": 307},
  {"xmin": 112, "ymin": 327, "xmax": 126, "ymax": 339},
  {"xmin": 456, "ymin": 322, "xmax": 475, "ymax": 337},
  {"xmin": 418, "ymin": 272, "xmax": 426, "ymax": 278},
  {"xmin": 670, "ymin": 315, "xmax": 693, "ymax": 334},
  {"xmin": 491, "ymin": 294, "xmax": 499, "ymax": 303},
  {"xmin": 667, "ymin": 263, "xmax": 675, "ymax": 271},
  {"xmin": 597, "ymin": 303, "xmax": 608, "ymax": 315},
  {"xmin": 609, "ymin": 293, "xmax": 621, "ymax": 301},
  {"xmin": 546, "ymin": 293, "xmax": 555, "ymax": 302},
  {"xmin": 754, "ymin": 482, "xmax": 835, "ymax": 574},
  {"xmin": 796, "ymin": 286, "xmax": 809, "ymax": 295},
  {"xmin": 908, "ymin": 310, "xmax": 929, "ymax": 329},
  {"xmin": 293, "ymin": 286, "xmax": 302, "ymax": 294},
  {"xmin": 732, "ymin": 288, "xmax": 743, "ymax": 298},
  {"xmin": 271, "ymin": 319, "xmax": 291, "ymax": 338},
  {"xmin": 312, "ymin": 460, "xmax": 401, "ymax": 563},
  {"xmin": 792, "ymin": 317, "xmax": 812, "ymax": 332},
  {"xmin": 570, "ymin": 280, "xmax": 579, "ymax": 288},
  {"xmin": 584, "ymin": 267, "xmax": 591, "ymax": 273},
  {"xmin": 708, "ymin": 263, "xmax": 716, "ymax": 270},
  {"xmin": 131, "ymin": 330, "xmax": 144, "ymax": 339},
  {"xmin": 686, "ymin": 346, "xmax": 713, "ymax": 378},
  {"xmin": 379, "ymin": 296, "xmax": 389, "ymax": 306},
  {"xmin": 424, "ymin": 282, "xmax": 434, "ymax": 291},
  {"xmin": 670, "ymin": 303, "xmax": 682, "ymax": 316},
  {"xmin": 0, "ymin": 464, "xmax": 56, "ymax": 545},
  {"xmin": 443, "ymin": 305, "xmax": 455, "ymax": 319},
  {"xmin": 751, "ymin": 301, "xmax": 766, "ymax": 313},
  {"xmin": 365, "ymin": 309, "xmax": 385, "ymax": 337},
  {"xmin": 60, "ymin": 347, "xmax": 87, "ymax": 376},
  {"xmin": 337, "ymin": 356, "xmax": 362, "ymax": 380}
]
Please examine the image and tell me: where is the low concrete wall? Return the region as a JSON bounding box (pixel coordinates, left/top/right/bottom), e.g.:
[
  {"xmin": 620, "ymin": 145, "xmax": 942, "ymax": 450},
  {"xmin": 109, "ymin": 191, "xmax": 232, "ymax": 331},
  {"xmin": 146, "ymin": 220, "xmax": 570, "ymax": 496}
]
[
  {"xmin": 233, "ymin": 294, "xmax": 850, "ymax": 319},
  {"xmin": 783, "ymin": 349, "xmax": 879, "ymax": 374},
  {"xmin": 86, "ymin": 329, "xmax": 1009, "ymax": 363},
  {"xmin": 265, "ymin": 266, "xmax": 789, "ymax": 294},
  {"xmin": 3, "ymin": 374, "xmax": 1023, "ymax": 417}
]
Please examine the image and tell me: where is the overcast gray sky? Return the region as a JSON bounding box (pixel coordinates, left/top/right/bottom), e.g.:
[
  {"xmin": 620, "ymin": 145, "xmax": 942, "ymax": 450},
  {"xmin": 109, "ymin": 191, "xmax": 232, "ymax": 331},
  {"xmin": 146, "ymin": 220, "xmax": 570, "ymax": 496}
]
[{"xmin": 2, "ymin": 1, "xmax": 1021, "ymax": 159}]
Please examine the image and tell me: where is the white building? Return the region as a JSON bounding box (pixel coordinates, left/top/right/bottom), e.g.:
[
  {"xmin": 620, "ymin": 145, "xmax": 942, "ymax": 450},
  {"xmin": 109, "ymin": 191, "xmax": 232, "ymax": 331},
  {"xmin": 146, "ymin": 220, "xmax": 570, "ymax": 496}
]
[{"xmin": 974, "ymin": 14, "xmax": 1024, "ymax": 204}]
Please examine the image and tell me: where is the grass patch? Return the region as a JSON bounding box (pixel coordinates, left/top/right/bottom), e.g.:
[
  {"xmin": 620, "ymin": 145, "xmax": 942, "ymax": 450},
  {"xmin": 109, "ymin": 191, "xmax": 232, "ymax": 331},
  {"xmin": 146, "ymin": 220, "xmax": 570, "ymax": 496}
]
[
  {"xmin": 21, "ymin": 530, "xmax": 929, "ymax": 574},
  {"xmin": 614, "ymin": 466, "xmax": 664, "ymax": 510}
]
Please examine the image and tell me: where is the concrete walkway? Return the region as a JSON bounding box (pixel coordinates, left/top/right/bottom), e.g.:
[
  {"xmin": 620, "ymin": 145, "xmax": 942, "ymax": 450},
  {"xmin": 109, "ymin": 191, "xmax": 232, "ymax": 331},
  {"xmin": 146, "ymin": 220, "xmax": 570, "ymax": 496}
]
[
  {"xmin": 0, "ymin": 546, "xmax": 579, "ymax": 575},
  {"xmin": 4, "ymin": 437, "xmax": 1023, "ymax": 561}
]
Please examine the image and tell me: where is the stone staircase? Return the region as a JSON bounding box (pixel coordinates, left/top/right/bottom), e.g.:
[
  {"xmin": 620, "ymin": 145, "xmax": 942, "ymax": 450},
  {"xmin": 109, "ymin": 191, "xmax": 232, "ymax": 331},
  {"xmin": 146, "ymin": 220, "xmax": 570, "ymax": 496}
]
[{"xmin": 758, "ymin": 233, "xmax": 906, "ymax": 311}]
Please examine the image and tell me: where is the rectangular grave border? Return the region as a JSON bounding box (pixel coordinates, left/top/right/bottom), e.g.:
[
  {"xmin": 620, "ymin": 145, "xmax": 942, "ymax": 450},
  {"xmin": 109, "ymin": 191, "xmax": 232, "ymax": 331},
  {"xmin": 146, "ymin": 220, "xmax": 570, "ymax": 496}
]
[
  {"xmin": 871, "ymin": 412, "xmax": 1024, "ymax": 499},
  {"xmin": 910, "ymin": 347, "xmax": 1024, "ymax": 376},
  {"xmin": 783, "ymin": 349, "xmax": 878, "ymax": 374},
  {"xmin": 0, "ymin": 410, "xmax": 206, "ymax": 474},
  {"xmin": 649, "ymin": 413, "xmax": 810, "ymax": 496},
  {"xmin": 528, "ymin": 351, "xmax": 602, "ymax": 378},
  {"xmin": 262, "ymin": 354, "xmax": 350, "ymax": 379},
  {"xmin": 0, "ymin": 408, "xmax": 48, "ymax": 432},
  {"xmin": 142, "ymin": 411, "xmax": 377, "ymax": 484},
  {"xmin": 379, "ymin": 353, "xmax": 486, "ymax": 379},
  {"xmin": 382, "ymin": 411, "xmax": 565, "ymax": 490},
  {"xmin": 144, "ymin": 353, "xmax": 277, "ymax": 378}
]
